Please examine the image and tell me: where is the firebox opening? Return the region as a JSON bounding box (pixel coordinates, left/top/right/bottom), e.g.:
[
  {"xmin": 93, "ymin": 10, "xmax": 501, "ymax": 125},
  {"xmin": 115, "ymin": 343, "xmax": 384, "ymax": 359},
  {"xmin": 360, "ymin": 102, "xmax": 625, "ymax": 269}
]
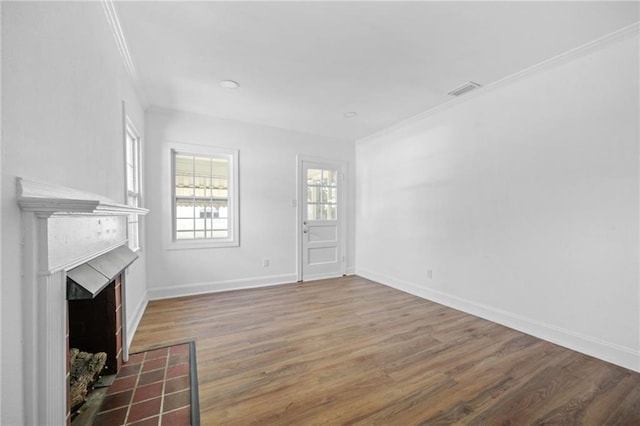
[
  {"xmin": 68, "ymin": 280, "xmax": 120, "ymax": 372},
  {"xmin": 67, "ymin": 276, "xmax": 123, "ymax": 420}
]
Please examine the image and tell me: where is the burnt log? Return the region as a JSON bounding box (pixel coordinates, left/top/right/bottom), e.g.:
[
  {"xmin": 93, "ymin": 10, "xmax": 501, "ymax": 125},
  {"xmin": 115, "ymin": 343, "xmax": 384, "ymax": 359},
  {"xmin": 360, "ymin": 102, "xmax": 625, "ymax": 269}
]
[{"xmin": 69, "ymin": 349, "xmax": 107, "ymax": 409}]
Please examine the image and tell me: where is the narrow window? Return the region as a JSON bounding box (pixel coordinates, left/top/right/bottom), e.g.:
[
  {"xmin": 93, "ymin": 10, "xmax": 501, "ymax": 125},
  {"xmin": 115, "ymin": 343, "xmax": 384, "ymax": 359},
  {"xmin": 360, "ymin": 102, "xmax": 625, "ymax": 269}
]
[
  {"xmin": 125, "ymin": 117, "xmax": 142, "ymax": 251},
  {"xmin": 170, "ymin": 145, "xmax": 239, "ymax": 247}
]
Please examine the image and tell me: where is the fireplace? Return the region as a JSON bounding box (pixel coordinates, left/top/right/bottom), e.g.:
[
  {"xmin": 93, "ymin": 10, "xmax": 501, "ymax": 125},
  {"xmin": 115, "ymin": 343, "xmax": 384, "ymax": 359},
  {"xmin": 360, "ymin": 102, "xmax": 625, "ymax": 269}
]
[{"xmin": 17, "ymin": 177, "xmax": 149, "ymax": 426}]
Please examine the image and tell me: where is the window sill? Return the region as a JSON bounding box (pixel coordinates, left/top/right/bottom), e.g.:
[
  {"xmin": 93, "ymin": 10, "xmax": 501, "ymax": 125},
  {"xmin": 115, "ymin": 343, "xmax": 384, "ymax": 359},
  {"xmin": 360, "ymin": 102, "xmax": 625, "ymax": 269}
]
[{"xmin": 165, "ymin": 239, "xmax": 239, "ymax": 250}]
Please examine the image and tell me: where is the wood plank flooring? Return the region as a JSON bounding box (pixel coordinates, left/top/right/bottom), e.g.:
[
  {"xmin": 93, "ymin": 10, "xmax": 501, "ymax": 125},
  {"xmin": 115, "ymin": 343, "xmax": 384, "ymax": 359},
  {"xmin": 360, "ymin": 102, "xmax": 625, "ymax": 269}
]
[{"xmin": 130, "ymin": 276, "xmax": 640, "ymax": 425}]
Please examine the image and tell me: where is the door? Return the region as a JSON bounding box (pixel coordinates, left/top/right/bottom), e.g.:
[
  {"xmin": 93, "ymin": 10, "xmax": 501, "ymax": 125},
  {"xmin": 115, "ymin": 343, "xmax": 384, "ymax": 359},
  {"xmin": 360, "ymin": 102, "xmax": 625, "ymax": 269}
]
[{"xmin": 300, "ymin": 160, "xmax": 344, "ymax": 281}]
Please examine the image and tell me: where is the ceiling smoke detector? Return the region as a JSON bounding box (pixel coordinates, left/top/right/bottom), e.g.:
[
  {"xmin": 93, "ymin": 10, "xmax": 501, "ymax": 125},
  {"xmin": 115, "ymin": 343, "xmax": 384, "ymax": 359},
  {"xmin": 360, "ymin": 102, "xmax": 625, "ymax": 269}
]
[{"xmin": 448, "ymin": 81, "xmax": 482, "ymax": 97}]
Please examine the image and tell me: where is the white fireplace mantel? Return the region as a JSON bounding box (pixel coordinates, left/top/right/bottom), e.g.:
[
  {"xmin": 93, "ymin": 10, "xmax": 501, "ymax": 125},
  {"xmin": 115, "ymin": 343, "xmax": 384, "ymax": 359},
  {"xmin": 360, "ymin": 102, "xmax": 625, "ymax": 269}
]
[
  {"xmin": 17, "ymin": 177, "xmax": 149, "ymax": 425},
  {"xmin": 17, "ymin": 177, "xmax": 149, "ymax": 216}
]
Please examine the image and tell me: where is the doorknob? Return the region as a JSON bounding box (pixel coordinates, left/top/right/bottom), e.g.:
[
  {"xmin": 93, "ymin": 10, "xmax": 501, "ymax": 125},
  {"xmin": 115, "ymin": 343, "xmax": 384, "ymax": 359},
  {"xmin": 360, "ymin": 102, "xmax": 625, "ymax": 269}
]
[{"xmin": 303, "ymin": 227, "xmax": 309, "ymax": 234}]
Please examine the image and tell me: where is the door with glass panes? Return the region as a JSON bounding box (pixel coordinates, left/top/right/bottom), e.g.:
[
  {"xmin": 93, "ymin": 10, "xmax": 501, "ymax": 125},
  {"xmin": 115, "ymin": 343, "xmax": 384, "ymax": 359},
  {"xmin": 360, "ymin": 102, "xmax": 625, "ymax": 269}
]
[{"xmin": 301, "ymin": 160, "xmax": 344, "ymax": 280}]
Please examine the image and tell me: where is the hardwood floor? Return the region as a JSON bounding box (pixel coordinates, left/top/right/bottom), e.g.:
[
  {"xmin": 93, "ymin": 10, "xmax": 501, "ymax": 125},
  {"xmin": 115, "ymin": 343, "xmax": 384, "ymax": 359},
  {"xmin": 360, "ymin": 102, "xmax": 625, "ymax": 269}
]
[{"xmin": 131, "ymin": 276, "xmax": 640, "ymax": 425}]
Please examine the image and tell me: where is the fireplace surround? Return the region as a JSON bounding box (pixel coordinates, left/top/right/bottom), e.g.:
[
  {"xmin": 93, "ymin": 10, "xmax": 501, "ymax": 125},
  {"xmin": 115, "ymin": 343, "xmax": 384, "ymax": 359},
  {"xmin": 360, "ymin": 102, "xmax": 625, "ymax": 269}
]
[{"xmin": 17, "ymin": 177, "xmax": 148, "ymax": 425}]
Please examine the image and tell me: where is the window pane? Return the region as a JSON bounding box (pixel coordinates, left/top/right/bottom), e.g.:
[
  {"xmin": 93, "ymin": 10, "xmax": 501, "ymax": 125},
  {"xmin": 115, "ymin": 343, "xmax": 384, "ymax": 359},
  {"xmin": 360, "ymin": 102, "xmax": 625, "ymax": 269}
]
[
  {"xmin": 326, "ymin": 187, "xmax": 337, "ymax": 203},
  {"xmin": 175, "ymin": 155, "xmax": 194, "ymax": 175},
  {"xmin": 176, "ymin": 230, "xmax": 193, "ymax": 240},
  {"xmin": 176, "ymin": 218, "xmax": 194, "ymax": 231},
  {"xmin": 212, "ymin": 188, "xmax": 228, "ymax": 198},
  {"xmin": 175, "ymin": 155, "xmax": 194, "ymax": 197},
  {"xmin": 127, "ymin": 164, "xmax": 134, "ymax": 191},
  {"xmin": 194, "ymin": 156, "xmax": 211, "ymax": 197},
  {"xmin": 213, "ymin": 218, "xmax": 228, "ymax": 231}
]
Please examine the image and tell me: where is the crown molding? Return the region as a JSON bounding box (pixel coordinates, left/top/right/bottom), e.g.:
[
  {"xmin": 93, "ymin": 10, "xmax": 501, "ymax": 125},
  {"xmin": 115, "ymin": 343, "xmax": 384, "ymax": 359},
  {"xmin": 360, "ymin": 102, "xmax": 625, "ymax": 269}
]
[
  {"xmin": 17, "ymin": 177, "xmax": 149, "ymax": 217},
  {"xmin": 101, "ymin": 0, "xmax": 149, "ymax": 108},
  {"xmin": 357, "ymin": 21, "xmax": 640, "ymax": 146}
]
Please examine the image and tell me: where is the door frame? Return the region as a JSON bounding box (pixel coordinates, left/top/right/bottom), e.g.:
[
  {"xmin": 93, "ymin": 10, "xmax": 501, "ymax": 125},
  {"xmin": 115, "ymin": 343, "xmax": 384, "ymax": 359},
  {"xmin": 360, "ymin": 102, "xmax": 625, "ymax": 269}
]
[{"xmin": 296, "ymin": 155, "xmax": 348, "ymax": 282}]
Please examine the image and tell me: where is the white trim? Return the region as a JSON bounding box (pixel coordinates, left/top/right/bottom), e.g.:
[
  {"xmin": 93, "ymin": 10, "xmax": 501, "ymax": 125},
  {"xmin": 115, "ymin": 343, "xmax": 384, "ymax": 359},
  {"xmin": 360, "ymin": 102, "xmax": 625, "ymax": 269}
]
[
  {"xmin": 17, "ymin": 177, "xmax": 149, "ymax": 216},
  {"xmin": 163, "ymin": 141, "xmax": 240, "ymax": 250},
  {"xmin": 126, "ymin": 291, "xmax": 148, "ymax": 351},
  {"xmin": 357, "ymin": 21, "xmax": 640, "ymax": 146},
  {"xmin": 124, "ymin": 106, "xmax": 143, "ymax": 251},
  {"xmin": 147, "ymin": 273, "xmax": 299, "ymax": 300},
  {"xmin": 101, "ymin": 0, "xmax": 148, "ymax": 107},
  {"xmin": 356, "ymin": 267, "xmax": 640, "ymax": 373},
  {"xmin": 300, "ymin": 272, "xmax": 345, "ymax": 282}
]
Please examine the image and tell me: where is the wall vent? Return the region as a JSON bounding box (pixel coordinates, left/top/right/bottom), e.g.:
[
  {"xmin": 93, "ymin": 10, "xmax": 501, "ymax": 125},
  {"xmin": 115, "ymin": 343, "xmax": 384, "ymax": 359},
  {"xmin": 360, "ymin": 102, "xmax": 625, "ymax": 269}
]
[{"xmin": 448, "ymin": 81, "xmax": 482, "ymax": 97}]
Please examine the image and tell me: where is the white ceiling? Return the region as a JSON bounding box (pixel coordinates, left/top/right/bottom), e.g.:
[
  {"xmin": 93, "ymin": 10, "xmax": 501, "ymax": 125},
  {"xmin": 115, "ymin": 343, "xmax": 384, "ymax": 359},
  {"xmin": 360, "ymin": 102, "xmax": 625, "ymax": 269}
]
[{"xmin": 115, "ymin": 1, "xmax": 639, "ymax": 140}]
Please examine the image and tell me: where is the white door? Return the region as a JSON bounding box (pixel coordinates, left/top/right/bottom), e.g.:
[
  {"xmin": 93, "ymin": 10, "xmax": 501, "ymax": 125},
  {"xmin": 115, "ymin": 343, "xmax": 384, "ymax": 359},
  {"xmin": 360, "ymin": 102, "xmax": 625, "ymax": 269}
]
[{"xmin": 300, "ymin": 160, "xmax": 344, "ymax": 281}]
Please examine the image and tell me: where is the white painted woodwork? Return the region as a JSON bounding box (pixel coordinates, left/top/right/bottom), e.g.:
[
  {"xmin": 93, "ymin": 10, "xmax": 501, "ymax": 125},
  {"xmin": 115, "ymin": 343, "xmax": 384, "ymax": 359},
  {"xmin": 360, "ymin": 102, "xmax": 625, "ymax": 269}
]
[
  {"xmin": 300, "ymin": 159, "xmax": 346, "ymax": 281},
  {"xmin": 17, "ymin": 178, "xmax": 148, "ymax": 426}
]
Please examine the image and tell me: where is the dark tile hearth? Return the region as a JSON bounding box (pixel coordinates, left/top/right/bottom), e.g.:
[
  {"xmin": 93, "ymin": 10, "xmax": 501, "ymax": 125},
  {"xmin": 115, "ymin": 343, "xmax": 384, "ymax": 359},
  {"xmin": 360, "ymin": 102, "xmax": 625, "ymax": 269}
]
[{"xmin": 93, "ymin": 342, "xmax": 199, "ymax": 426}]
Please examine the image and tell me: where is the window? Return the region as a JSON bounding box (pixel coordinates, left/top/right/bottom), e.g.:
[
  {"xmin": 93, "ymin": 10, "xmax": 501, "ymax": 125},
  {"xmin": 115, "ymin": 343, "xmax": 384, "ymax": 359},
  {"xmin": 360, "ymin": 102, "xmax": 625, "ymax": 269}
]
[
  {"xmin": 169, "ymin": 144, "xmax": 239, "ymax": 248},
  {"xmin": 125, "ymin": 117, "xmax": 142, "ymax": 251}
]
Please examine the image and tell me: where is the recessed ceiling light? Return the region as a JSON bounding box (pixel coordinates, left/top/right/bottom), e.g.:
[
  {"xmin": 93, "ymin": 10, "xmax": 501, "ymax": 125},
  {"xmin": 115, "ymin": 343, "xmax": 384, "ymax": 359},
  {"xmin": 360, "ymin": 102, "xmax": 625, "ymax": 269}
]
[
  {"xmin": 220, "ymin": 80, "xmax": 240, "ymax": 89},
  {"xmin": 344, "ymin": 111, "xmax": 358, "ymax": 118}
]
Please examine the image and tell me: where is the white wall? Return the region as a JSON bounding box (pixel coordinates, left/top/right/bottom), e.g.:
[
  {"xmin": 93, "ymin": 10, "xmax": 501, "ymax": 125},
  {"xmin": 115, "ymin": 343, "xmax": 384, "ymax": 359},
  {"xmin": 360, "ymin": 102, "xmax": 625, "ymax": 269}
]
[
  {"xmin": 356, "ymin": 32, "xmax": 640, "ymax": 371},
  {"xmin": 1, "ymin": 3, "xmax": 147, "ymax": 423},
  {"xmin": 145, "ymin": 108, "xmax": 355, "ymax": 298},
  {"xmin": 0, "ymin": 3, "xmax": 3, "ymax": 421}
]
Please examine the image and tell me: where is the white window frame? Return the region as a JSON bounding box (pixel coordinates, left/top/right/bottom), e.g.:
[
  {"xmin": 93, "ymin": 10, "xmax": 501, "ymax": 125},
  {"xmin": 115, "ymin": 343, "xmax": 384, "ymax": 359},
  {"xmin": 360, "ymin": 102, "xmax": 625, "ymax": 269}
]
[
  {"xmin": 164, "ymin": 141, "xmax": 239, "ymax": 250},
  {"xmin": 124, "ymin": 115, "xmax": 142, "ymax": 252}
]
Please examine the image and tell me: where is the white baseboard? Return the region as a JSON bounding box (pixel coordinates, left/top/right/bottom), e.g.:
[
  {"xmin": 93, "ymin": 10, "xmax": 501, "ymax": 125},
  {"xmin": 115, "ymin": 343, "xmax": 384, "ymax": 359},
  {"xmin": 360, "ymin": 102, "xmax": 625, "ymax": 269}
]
[
  {"xmin": 126, "ymin": 292, "xmax": 148, "ymax": 350},
  {"xmin": 357, "ymin": 267, "xmax": 640, "ymax": 373},
  {"xmin": 147, "ymin": 273, "xmax": 299, "ymax": 300}
]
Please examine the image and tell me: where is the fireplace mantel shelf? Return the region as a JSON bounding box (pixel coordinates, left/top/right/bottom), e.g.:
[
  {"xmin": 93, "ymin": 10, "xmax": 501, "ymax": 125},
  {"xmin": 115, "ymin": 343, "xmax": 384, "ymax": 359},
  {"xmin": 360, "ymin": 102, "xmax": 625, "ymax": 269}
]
[{"xmin": 17, "ymin": 177, "xmax": 149, "ymax": 216}]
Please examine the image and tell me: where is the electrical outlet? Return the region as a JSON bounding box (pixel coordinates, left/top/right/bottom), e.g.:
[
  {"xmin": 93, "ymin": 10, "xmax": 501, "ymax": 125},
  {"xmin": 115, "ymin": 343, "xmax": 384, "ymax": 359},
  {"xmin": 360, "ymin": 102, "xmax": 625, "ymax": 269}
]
[{"xmin": 263, "ymin": 259, "xmax": 270, "ymax": 267}]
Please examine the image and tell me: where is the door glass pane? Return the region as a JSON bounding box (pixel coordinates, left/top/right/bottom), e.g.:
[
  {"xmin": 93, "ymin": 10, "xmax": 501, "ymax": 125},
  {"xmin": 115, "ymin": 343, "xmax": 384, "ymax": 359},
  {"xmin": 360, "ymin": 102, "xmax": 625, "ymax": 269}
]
[
  {"xmin": 324, "ymin": 170, "xmax": 337, "ymax": 186},
  {"xmin": 307, "ymin": 169, "xmax": 323, "ymax": 185},
  {"xmin": 309, "ymin": 186, "xmax": 327, "ymax": 203},
  {"xmin": 325, "ymin": 205, "xmax": 337, "ymax": 220}
]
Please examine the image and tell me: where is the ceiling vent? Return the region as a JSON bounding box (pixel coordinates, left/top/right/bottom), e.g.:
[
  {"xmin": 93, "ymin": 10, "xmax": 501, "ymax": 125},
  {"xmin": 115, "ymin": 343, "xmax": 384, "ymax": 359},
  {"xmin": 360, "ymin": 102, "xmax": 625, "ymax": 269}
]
[{"xmin": 448, "ymin": 81, "xmax": 482, "ymax": 97}]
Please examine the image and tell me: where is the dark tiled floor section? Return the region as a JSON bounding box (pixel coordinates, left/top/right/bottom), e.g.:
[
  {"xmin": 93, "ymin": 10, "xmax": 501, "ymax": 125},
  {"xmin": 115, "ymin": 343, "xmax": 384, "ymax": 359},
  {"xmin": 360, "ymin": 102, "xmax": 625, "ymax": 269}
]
[{"xmin": 93, "ymin": 344, "xmax": 192, "ymax": 426}]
